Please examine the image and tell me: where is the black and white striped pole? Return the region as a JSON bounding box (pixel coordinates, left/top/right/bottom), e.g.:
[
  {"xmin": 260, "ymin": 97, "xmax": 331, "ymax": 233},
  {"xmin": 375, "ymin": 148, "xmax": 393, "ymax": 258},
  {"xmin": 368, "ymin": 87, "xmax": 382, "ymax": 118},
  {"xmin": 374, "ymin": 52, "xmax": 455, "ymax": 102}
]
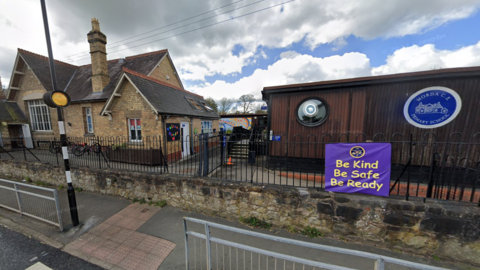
[{"xmin": 40, "ymin": 0, "xmax": 79, "ymax": 227}]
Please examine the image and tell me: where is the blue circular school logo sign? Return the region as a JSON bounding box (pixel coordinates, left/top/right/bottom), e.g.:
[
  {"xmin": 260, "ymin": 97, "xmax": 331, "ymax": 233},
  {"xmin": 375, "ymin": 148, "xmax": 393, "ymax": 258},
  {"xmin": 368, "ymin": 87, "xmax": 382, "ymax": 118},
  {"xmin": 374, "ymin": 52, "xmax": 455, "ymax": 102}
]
[
  {"xmin": 350, "ymin": 146, "xmax": 365, "ymax": 158},
  {"xmin": 403, "ymin": 86, "xmax": 461, "ymax": 129}
]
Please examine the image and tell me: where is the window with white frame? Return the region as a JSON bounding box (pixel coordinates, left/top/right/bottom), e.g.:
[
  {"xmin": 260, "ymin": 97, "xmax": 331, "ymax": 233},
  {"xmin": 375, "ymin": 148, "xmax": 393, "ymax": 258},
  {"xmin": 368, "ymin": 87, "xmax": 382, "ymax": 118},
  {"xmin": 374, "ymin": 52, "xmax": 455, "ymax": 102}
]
[
  {"xmin": 201, "ymin": 121, "xmax": 212, "ymax": 134},
  {"xmin": 129, "ymin": 119, "xmax": 142, "ymax": 141},
  {"xmin": 28, "ymin": 100, "xmax": 52, "ymax": 131},
  {"xmin": 85, "ymin": 108, "xmax": 94, "ymax": 133}
]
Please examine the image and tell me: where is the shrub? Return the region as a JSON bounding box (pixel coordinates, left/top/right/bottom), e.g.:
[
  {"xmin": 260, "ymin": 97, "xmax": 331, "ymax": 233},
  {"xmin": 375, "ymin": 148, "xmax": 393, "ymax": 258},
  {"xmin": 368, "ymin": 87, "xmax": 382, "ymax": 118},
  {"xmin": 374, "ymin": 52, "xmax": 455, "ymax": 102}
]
[
  {"xmin": 112, "ymin": 143, "xmax": 128, "ymax": 151},
  {"xmin": 287, "ymin": 225, "xmax": 298, "ymax": 234},
  {"xmin": 239, "ymin": 217, "xmax": 272, "ymax": 230},
  {"xmin": 301, "ymin": 226, "xmax": 323, "ymax": 238},
  {"xmin": 155, "ymin": 200, "xmax": 167, "ymax": 207}
]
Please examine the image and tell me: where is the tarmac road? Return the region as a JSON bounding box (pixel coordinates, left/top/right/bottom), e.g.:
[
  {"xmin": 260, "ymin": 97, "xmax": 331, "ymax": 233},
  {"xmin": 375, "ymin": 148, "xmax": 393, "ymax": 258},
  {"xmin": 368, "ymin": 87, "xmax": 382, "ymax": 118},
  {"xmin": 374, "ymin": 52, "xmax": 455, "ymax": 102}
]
[{"xmin": 0, "ymin": 225, "xmax": 101, "ymax": 270}]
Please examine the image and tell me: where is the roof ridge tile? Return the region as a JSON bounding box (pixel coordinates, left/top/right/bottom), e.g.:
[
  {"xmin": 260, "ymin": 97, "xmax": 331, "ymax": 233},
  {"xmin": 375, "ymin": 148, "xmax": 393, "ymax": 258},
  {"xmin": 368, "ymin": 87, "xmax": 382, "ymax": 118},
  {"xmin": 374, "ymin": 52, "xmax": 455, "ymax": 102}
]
[
  {"xmin": 18, "ymin": 48, "xmax": 78, "ymax": 69},
  {"xmin": 125, "ymin": 49, "xmax": 168, "ymax": 60},
  {"xmin": 77, "ymin": 49, "xmax": 168, "ymax": 67},
  {"xmin": 122, "ymin": 67, "xmax": 203, "ymax": 99}
]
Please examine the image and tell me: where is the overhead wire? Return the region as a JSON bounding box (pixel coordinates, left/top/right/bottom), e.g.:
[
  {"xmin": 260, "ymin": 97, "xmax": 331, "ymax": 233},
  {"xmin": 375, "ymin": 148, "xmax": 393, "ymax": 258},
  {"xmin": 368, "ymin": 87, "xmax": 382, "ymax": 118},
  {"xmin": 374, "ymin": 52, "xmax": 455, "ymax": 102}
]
[
  {"xmin": 63, "ymin": 0, "xmax": 266, "ymax": 62},
  {"xmin": 71, "ymin": 0, "xmax": 295, "ymax": 63},
  {"xmin": 5, "ymin": 0, "xmax": 294, "ymax": 73},
  {"xmin": 62, "ymin": 0, "xmax": 248, "ymax": 60}
]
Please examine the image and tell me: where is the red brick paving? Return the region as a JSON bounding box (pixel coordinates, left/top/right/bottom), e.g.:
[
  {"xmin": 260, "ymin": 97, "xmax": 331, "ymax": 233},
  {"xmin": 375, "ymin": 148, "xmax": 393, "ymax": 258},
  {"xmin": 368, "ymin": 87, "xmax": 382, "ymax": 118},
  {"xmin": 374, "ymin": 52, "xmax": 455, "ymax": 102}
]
[{"xmin": 64, "ymin": 203, "xmax": 175, "ymax": 270}]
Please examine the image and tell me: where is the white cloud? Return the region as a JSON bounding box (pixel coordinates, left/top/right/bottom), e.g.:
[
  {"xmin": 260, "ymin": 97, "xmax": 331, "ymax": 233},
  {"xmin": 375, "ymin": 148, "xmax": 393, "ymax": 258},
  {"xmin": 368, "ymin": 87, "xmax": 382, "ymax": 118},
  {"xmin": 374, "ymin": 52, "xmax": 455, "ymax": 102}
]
[
  {"xmin": 372, "ymin": 41, "xmax": 480, "ymax": 75},
  {"xmin": 190, "ymin": 52, "xmax": 371, "ymax": 99},
  {"xmin": 192, "ymin": 41, "xmax": 480, "ymax": 100},
  {"xmin": 2, "ymin": 0, "xmax": 480, "ymax": 85}
]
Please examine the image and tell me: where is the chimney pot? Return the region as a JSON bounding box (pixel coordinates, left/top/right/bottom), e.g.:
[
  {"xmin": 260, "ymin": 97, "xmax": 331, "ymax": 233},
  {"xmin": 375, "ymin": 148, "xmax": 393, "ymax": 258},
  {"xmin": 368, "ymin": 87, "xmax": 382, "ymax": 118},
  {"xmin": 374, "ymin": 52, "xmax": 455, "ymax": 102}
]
[{"xmin": 91, "ymin": 17, "xmax": 100, "ymax": 31}]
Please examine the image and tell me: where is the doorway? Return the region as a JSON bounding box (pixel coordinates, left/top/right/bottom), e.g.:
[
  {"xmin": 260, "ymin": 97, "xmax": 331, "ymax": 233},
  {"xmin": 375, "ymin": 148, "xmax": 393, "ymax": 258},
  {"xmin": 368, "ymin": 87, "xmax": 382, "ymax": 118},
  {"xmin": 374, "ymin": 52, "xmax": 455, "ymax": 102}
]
[
  {"xmin": 7, "ymin": 124, "xmax": 34, "ymax": 149},
  {"xmin": 180, "ymin": 122, "xmax": 190, "ymax": 158}
]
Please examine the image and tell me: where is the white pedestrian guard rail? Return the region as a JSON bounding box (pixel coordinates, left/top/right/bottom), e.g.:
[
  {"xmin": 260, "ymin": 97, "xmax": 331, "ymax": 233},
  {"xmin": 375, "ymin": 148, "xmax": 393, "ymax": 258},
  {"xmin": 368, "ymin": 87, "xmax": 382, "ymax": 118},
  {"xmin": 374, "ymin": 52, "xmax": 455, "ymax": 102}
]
[
  {"xmin": 184, "ymin": 217, "xmax": 450, "ymax": 270},
  {"xmin": 0, "ymin": 178, "xmax": 63, "ymax": 231}
]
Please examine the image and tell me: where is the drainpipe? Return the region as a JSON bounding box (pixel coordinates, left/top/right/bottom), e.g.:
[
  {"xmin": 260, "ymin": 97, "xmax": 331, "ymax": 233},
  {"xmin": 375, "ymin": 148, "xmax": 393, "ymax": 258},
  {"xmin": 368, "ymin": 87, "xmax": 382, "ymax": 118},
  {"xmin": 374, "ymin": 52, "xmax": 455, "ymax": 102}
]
[
  {"xmin": 161, "ymin": 114, "xmax": 167, "ymax": 167},
  {"xmin": 190, "ymin": 117, "xmax": 194, "ymax": 153}
]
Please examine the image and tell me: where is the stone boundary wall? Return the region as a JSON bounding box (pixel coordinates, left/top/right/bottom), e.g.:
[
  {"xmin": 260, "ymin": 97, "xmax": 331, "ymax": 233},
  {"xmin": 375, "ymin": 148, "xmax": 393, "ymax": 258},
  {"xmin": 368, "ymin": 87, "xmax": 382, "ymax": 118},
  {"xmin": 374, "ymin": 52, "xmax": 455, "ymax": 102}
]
[{"xmin": 0, "ymin": 159, "xmax": 479, "ymax": 266}]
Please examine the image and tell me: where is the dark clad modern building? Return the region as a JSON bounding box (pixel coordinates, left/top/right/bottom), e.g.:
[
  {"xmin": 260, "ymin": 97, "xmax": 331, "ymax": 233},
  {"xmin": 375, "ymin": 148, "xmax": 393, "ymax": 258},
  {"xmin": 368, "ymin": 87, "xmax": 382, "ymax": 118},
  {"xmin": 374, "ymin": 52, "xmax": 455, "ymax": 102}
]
[
  {"xmin": 261, "ymin": 66, "xmax": 480, "ymax": 168},
  {"xmin": 262, "ymin": 66, "xmax": 480, "ymax": 142}
]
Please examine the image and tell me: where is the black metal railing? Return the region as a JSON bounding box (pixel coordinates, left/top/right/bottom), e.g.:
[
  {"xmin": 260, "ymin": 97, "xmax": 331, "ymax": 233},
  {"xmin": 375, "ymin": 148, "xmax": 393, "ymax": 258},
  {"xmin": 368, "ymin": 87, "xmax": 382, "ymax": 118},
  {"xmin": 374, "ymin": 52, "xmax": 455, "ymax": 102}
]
[
  {"xmin": 0, "ymin": 131, "xmax": 479, "ymax": 204},
  {"xmin": 0, "ymin": 136, "xmax": 167, "ymax": 173}
]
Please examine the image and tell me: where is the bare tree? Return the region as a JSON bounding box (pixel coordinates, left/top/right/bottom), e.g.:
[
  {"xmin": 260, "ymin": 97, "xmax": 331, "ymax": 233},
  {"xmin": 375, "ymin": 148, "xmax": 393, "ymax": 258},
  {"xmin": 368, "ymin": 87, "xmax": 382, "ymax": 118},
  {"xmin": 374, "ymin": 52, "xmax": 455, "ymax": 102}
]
[
  {"xmin": 254, "ymin": 103, "xmax": 267, "ymax": 114},
  {"xmin": 218, "ymin": 97, "xmax": 234, "ymax": 115},
  {"xmin": 0, "ymin": 77, "xmax": 6, "ymax": 100},
  {"xmin": 0, "ymin": 76, "xmax": 4, "ymax": 91},
  {"xmin": 238, "ymin": 94, "xmax": 255, "ymax": 114},
  {"xmin": 204, "ymin": 97, "xmax": 218, "ymax": 113}
]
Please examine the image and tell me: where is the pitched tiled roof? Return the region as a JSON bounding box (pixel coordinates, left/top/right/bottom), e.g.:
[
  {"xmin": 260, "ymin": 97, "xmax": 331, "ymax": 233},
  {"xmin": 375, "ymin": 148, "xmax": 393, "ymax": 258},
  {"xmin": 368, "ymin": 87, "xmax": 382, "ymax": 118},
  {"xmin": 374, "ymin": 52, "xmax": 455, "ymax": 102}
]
[
  {"xmin": 0, "ymin": 101, "xmax": 28, "ymax": 122},
  {"xmin": 123, "ymin": 68, "xmax": 203, "ymax": 98},
  {"xmin": 19, "ymin": 49, "xmax": 77, "ymax": 92},
  {"xmin": 123, "ymin": 69, "xmax": 219, "ymax": 119},
  {"xmin": 18, "ymin": 48, "xmax": 168, "ymax": 102}
]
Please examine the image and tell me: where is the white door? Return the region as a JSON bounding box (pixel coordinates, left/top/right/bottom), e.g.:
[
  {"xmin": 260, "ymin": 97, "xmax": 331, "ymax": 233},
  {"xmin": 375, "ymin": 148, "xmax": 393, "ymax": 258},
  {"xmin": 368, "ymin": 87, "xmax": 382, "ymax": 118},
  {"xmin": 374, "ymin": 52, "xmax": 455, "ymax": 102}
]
[
  {"xmin": 21, "ymin": 124, "xmax": 34, "ymax": 148},
  {"xmin": 180, "ymin": 122, "xmax": 190, "ymax": 158}
]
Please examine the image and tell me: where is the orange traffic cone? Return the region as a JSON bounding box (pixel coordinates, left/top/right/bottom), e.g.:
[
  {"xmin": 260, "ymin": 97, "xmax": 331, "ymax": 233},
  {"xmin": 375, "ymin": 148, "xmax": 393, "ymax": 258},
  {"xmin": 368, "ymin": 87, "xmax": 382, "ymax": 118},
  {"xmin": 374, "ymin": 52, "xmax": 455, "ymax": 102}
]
[{"xmin": 227, "ymin": 157, "xmax": 233, "ymax": 165}]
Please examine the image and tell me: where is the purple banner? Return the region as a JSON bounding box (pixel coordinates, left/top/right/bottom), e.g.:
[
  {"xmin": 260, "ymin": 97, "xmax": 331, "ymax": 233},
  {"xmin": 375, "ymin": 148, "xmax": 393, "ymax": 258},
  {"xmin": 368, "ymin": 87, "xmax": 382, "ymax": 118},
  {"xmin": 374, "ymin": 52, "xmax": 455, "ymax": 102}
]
[{"xmin": 325, "ymin": 143, "xmax": 391, "ymax": 197}]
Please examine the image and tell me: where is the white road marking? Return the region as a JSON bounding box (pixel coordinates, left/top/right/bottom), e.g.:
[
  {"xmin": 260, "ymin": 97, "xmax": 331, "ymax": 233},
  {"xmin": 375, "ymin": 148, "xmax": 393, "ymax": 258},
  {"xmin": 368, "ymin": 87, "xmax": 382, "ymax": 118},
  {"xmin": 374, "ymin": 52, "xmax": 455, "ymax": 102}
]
[{"xmin": 26, "ymin": 262, "xmax": 53, "ymax": 270}]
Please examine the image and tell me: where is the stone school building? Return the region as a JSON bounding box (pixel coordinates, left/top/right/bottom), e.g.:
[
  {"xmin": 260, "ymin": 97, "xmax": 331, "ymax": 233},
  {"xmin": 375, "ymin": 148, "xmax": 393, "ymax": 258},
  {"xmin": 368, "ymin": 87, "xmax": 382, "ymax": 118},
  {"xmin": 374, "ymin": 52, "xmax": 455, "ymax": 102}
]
[{"xmin": 3, "ymin": 19, "xmax": 219, "ymax": 157}]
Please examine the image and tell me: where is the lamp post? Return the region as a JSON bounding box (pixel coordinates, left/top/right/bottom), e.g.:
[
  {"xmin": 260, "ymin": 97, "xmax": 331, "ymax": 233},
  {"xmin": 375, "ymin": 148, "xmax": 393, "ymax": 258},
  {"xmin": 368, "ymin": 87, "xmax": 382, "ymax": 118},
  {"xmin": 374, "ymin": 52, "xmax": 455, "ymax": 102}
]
[{"xmin": 40, "ymin": 0, "xmax": 79, "ymax": 227}]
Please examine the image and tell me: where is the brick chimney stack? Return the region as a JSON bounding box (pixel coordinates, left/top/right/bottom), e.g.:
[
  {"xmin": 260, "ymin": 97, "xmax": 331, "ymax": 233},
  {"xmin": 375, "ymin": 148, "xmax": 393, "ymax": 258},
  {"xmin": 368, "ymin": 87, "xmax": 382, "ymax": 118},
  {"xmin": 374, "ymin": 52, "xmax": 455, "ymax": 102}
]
[{"xmin": 87, "ymin": 18, "xmax": 110, "ymax": 92}]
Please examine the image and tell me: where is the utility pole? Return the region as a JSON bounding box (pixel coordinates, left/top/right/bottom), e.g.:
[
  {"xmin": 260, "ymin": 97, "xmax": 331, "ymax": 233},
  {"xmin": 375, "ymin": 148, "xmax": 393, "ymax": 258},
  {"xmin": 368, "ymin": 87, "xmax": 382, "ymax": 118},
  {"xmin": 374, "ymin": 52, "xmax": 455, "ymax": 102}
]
[{"xmin": 40, "ymin": 0, "xmax": 79, "ymax": 227}]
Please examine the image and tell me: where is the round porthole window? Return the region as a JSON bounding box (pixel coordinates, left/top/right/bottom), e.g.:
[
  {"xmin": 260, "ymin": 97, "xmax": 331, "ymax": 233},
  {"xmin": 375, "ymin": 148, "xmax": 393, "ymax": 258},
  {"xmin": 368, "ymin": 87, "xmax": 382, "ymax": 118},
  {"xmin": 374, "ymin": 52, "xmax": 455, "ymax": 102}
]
[{"xmin": 296, "ymin": 98, "xmax": 329, "ymax": 126}]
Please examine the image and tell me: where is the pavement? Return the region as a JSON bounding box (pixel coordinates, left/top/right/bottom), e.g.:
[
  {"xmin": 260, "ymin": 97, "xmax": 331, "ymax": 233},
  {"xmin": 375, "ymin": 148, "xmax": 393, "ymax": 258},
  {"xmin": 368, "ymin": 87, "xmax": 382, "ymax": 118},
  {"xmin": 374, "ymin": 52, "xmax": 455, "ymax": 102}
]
[{"xmin": 0, "ymin": 185, "xmax": 470, "ymax": 270}]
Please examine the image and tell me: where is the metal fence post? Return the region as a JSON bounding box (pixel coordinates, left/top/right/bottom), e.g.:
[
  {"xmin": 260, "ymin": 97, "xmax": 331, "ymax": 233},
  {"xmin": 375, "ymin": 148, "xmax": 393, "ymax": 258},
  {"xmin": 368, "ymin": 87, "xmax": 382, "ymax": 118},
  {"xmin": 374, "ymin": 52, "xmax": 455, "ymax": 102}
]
[
  {"xmin": 183, "ymin": 218, "xmax": 190, "ymax": 270},
  {"xmin": 22, "ymin": 142, "xmax": 27, "ymax": 161},
  {"xmin": 53, "ymin": 189, "xmax": 63, "ymax": 231},
  {"xmin": 406, "ymin": 133, "xmax": 413, "ymax": 201},
  {"xmin": 98, "ymin": 137, "xmax": 102, "ymax": 169},
  {"xmin": 14, "ymin": 183, "xmax": 23, "ymax": 214},
  {"xmin": 55, "ymin": 140, "xmax": 60, "ymax": 166},
  {"xmin": 197, "ymin": 135, "xmax": 203, "ymax": 177},
  {"xmin": 221, "ymin": 133, "xmax": 225, "ymax": 166},
  {"xmin": 203, "ymin": 134, "xmax": 209, "ymax": 176},
  {"xmin": 205, "ymin": 223, "xmax": 212, "ymax": 270},
  {"xmin": 374, "ymin": 258, "xmax": 385, "ymax": 270}
]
